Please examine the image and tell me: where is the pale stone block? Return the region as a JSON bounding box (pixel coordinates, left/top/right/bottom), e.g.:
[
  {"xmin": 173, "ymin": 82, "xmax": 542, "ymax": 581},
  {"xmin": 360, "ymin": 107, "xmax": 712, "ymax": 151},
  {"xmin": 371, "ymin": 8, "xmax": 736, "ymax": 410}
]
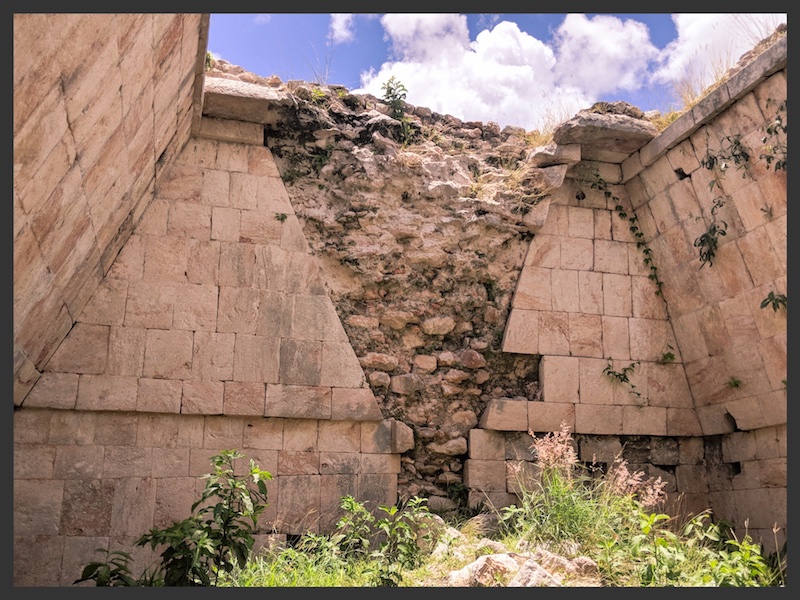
[
  {"xmin": 284, "ymin": 251, "xmax": 327, "ymax": 295},
  {"xmin": 360, "ymin": 420, "xmax": 392, "ymax": 454},
  {"xmin": 330, "ymin": 387, "xmax": 383, "ymax": 421},
  {"xmin": 610, "ymin": 205, "xmax": 637, "ymax": 243},
  {"xmin": 684, "ymin": 354, "xmax": 734, "ymax": 407},
  {"xmin": 257, "ymin": 175, "xmax": 295, "ymax": 215},
  {"xmin": 78, "ymin": 277, "xmax": 127, "ymax": 326},
  {"xmin": 593, "ymin": 208, "xmax": 612, "ymax": 240},
  {"xmin": 627, "ymin": 243, "xmax": 651, "ymax": 278},
  {"xmin": 512, "ymin": 266, "xmax": 551, "ymax": 311},
  {"xmin": 167, "ymin": 201, "xmax": 211, "ymax": 239},
  {"xmin": 540, "ymin": 355, "xmax": 579, "ymax": 404},
  {"xmin": 218, "ymin": 242, "xmax": 256, "ymax": 287},
  {"xmin": 758, "ymin": 333, "xmax": 786, "ymax": 391},
  {"xmin": 479, "ymin": 398, "xmax": 528, "ymax": 431},
  {"xmin": 291, "ymin": 295, "xmax": 348, "ymax": 342},
  {"xmin": 217, "ymin": 286, "xmax": 260, "ymax": 334},
  {"xmin": 17, "ymin": 138, "xmax": 74, "ymax": 223},
  {"xmin": 524, "ymin": 233, "xmax": 560, "ymax": 268},
  {"xmin": 142, "ymin": 329, "xmax": 193, "ymax": 379},
  {"xmin": 153, "ymin": 476, "xmax": 196, "ymax": 527},
  {"xmin": 671, "ymin": 313, "xmax": 709, "ymax": 364},
  {"xmin": 53, "ymin": 445, "xmax": 105, "ymax": 479},
  {"xmin": 755, "ymin": 171, "xmax": 787, "ymax": 216},
  {"xmin": 137, "ymin": 198, "xmax": 169, "ymax": 236},
  {"xmin": 594, "ymin": 239, "xmax": 628, "ymax": 274},
  {"xmin": 14, "ymin": 349, "xmax": 40, "ymax": 407},
  {"xmin": 507, "ymin": 460, "xmax": 542, "ymax": 495},
  {"xmin": 137, "ymin": 378, "xmax": 182, "ymax": 413},
  {"xmin": 622, "ymin": 405, "xmax": 667, "ymax": 435},
  {"xmin": 501, "ymin": 308, "xmax": 538, "ymax": 354},
  {"xmin": 253, "ymin": 245, "xmax": 287, "ymax": 292},
  {"xmin": 142, "ymin": 236, "xmax": 188, "ymax": 283},
  {"xmin": 602, "ymin": 273, "xmax": 632, "ymax": 317},
  {"xmin": 577, "ymin": 435, "xmax": 622, "ymax": 463},
  {"xmin": 155, "ymin": 163, "xmax": 204, "ymax": 203},
  {"xmin": 210, "ymin": 206, "xmax": 240, "ymax": 241},
  {"xmin": 320, "ymin": 453, "xmax": 360, "ymax": 474},
  {"xmin": 720, "ymin": 344, "xmax": 773, "ymax": 398},
  {"xmin": 14, "ymin": 444, "xmax": 55, "ymax": 481},
  {"xmin": 362, "ymin": 453, "xmax": 401, "ymax": 474},
  {"xmin": 107, "ymin": 326, "xmax": 146, "ymax": 376},
  {"xmin": 172, "ymin": 283, "xmax": 218, "ymax": 331},
  {"xmin": 748, "ymin": 285, "xmax": 786, "ymax": 339},
  {"xmin": 695, "ymin": 403, "xmax": 735, "ymax": 435},
  {"xmin": 24, "ymin": 372, "xmax": 79, "ymax": 409},
  {"xmin": 232, "ymin": 334, "xmax": 280, "ymax": 383},
  {"xmin": 110, "ymin": 477, "xmax": 157, "ymax": 537},
  {"xmin": 550, "ymin": 269, "xmax": 579, "ymax": 312},
  {"xmin": 567, "ymin": 205, "xmax": 594, "ymax": 239},
  {"xmin": 178, "ymin": 138, "xmax": 218, "ymax": 170},
  {"xmin": 605, "ymin": 358, "xmax": 648, "ymax": 406},
  {"xmin": 754, "ymin": 425, "xmax": 784, "ymax": 460},
  {"xmin": 14, "ymin": 479, "xmax": 64, "ymax": 536},
  {"xmin": 537, "ymin": 311, "xmax": 570, "ymax": 355},
  {"xmin": 722, "ymin": 431, "xmax": 758, "ymax": 463},
  {"xmin": 198, "ymin": 117, "xmax": 263, "ymax": 146},
  {"xmin": 764, "ymin": 214, "xmax": 787, "ymax": 272},
  {"xmin": 45, "ymin": 323, "xmax": 109, "ymax": 375},
  {"xmin": 186, "ymin": 239, "xmax": 220, "ymax": 285},
  {"xmin": 391, "ymin": 419, "xmax": 414, "ymax": 453},
  {"xmin": 264, "ymin": 384, "xmax": 331, "ymax": 419},
  {"xmin": 279, "ymin": 338, "xmax": 322, "ymax": 386},
  {"xmin": 229, "ymin": 172, "xmax": 260, "ymax": 211},
  {"xmin": 568, "ymin": 313, "xmax": 603, "ymax": 358},
  {"xmin": 215, "ymin": 141, "xmax": 251, "ymax": 174},
  {"xmin": 108, "ymin": 233, "xmax": 144, "ymax": 281},
  {"xmin": 242, "ymin": 418, "xmax": 284, "ymax": 450},
  {"xmin": 200, "ymin": 169, "xmax": 230, "ymax": 207},
  {"xmin": 578, "ymin": 358, "xmax": 615, "ymax": 405},
  {"xmin": 181, "ymin": 380, "xmax": 224, "ymax": 415},
  {"xmin": 574, "ymin": 404, "xmax": 623, "ymax": 435},
  {"xmin": 223, "ymin": 381, "xmax": 266, "ymax": 416},
  {"xmin": 536, "ymin": 202, "xmax": 568, "ymax": 236},
  {"xmin": 754, "ymin": 390, "xmax": 785, "ymax": 428},
  {"xmin": 239, "ymin": 210, "xmax": 282, "ymax": 245},
  {"xmin": 468, "ymin": 429, "xmax": 505, "ymax": 460},
  {"xmin": 278, "ymin": 452, "xmax": 320, "ymax": 475},
  {"xmin": 102, "ymin": 446, "xmax": 152, "ymax": 478},
  {"xmin": 736, "ymin": 227, "xmax": 783, "ymax": 287},
  {"xmin": 577, "ymin": 271, "xmax": 603, "ymax": 315},
  {"xmin": 202, "ymin": 415, "xmax": 244, "ymax": 449},
  {"xmin": 527, "ymin": 402, "xmax": 575, "ymax": 433},
  {"xmin": 560, "ymin": 237, "xmax": 593, "ymax": 270},
  {"xmin": 77, "ymin": 374, "xmax": 138, "ymax": 411},
  {"xmin": 631, "ymin": 276, "xmax": 667, "ymax": 320},
  {"xmin": 463, "ymin": 459, "xmax": 506, "ymax": 492},
  {"xmin": 647, "ymin": 363, "xmax": 693, "ymax": 408},
  {"xmin": 135, "ymin": 413, "xmax": 180, "ymax": 448},
  {"xmin": 248, "ymin": 146, "xmax": 281, "ymax": 178},
  {"xmin": 14, "ymin": 409, "xmax": 54, "ymax": 445},
  {"xmin": 318, "ymin": 421, "xmax": 361, "ymax": 453},
  {"xmin": 320, "ymin": 341, "xmax": 366, "ymax": 388},
  {"xmin": 189, "ymin": 331, "xmax": 235, "ymax": 381},
  {"xmin": 629, "ymin": 318, "xmax": 673, "ymax": 363},
  {"xmin": 280, "ymin": 216, "xmax": 310, "ymax": 253},
  {"xmin": 758, "ymin": 457, "xmax": 786, "ymax": 488},
  {"xmin": 277, "ymin": 474, "xmax": 321, "ymax": 534}
]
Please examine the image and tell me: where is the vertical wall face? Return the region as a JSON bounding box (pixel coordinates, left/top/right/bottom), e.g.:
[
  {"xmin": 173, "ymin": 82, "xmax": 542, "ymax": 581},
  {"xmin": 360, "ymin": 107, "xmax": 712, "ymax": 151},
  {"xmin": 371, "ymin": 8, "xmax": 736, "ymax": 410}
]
[{"xmin": 13, "ymin": 14, "xmax": 208, "ymax": 405}]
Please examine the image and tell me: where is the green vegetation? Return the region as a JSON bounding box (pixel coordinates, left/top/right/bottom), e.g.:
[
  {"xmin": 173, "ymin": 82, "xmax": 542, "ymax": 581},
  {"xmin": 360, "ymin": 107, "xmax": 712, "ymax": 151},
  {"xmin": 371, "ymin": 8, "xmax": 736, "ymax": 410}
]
[
  {"xmin": 381, "ymin": 76, "xmax": 416, "ymax": 145},
  {"xmin": 694, "ymin": 197, "xmax": 728, "ymax": 268},
  {"xmin": 75, "ymin": 437, "xmax": 785, "ymax": 588},
  {"xmin": 603, "ymin": 359, "xmax": 643, "ymax": 399},
  {"xmin": 760, "ymin": 291, "xmax": 787, "ymax": 312}
]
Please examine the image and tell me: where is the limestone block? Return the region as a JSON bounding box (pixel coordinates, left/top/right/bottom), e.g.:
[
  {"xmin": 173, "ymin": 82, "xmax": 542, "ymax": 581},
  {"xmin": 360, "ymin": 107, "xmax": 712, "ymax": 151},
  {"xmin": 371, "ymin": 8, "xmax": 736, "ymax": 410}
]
[
  {"xmin": 45, "ymin": 322, "xmax": 110, "ymax": 375},
  {"xmin": 574, "ymin": 404, "xmax": 623, "ymax": 435},
  {"xmin": 219, "ymin": 242, "xmax": 256, "ymax": 288},
  {"xmin": 567, "ymin": 205, "xmax": 595, "ymax": 239},
  {"xmin": 151, "ymin": 448, "xmax": 191, "ymax": 477},
  {"xmin": 198, "ymin": 116, "xmax": 263, "ymax": 145},
  {"xmin": 511, "ymin": 266, "xmax": 551, "ymax": 311},
  {"xmin": 539, "ymin": 356, "xmax": 579, "ymax": 404},
  {"xmin": 14, "ymin": 445, "xmax": 56, "ymax": 480},
  {"xmin": 210, "ymin": 206, "xmax": 241, "ymax": 242},
  {"xmin": 222, "ymin": 382, "xmax": 266, "ymax": 416},
  {"xmin": 577, "ymin": 435, "xmax": 622, "ymax": 463},
  {"xmin": 279, "ymin": 339, "xmax": 322, "ymax": 386},
  {"xmin": 468, "ymin": 490, "xmax": 518, "ymax": 511},
  {"xmin": 569, "ymin": 313, "xmax": 603, "ymax": 358},
  {"xmin": 362, "ymin": 453, "xmax": 401, "ymax": 474},
  {"xmin": 538, "ymin": 311, "xmax": 570, "ymax": 355},
  {"xmin": 180, "ymin": 380, "xmax": 224, "ymax": 415},
  {"xmin": 202, "ymin": 415, "xmax": 244, "ymax": 449},
  {"xmin": 320, "ymin": 452, "xmax": 360, "ymax": 474},
  {"xmin": 536, "ymin": 202, "xmax": 568, "ymax": 236},
  {"xmin": 504, "ymin": 432, "xmax": 535, "ymax": 461},
  {"xmin": 524, "ymin": 233, "xmax": 561, "ymax": 268},
  {"xmin": 217, "ymin": 144, "xmax": 250, "ymax": 175},
  {"xmin": 138, "ymin": 201, "xmax": 170, "ymax": 238},
  {"xmin": 200, "ymin": 169, "xmax": 231, "ymax": 208},
  {"xmin": 76, "ymin": 374, "xmax": 138, "ymax": 411},
  {"xmin": 527, "ymin": 402, "xmax": 575, "ymax": 433},
  {"xmin": 242, "ymin": 418, "xmax": 284, "ymax": 450},
  {"xmin": 551, "ymin": 269, "xmax": 579, "ymax": 312},
  {"xmin": 217, "ymin": 286, "xmax": 260, "ymax": 334},
  {"xmin": 318, "ymin": 421, "xmax": 360, "ymax": 453},
  {"xmin": 469, "ymin": 429, "xmax": 505, "ymax": 460},
  {"xmin": 319, "ymin": 473, "xmax": 358, "ymax": 532},
  {"xmin": 109, "ymin": 476, "xmax": 157, "ymax": 539},
  {"xmin": 331, "ymin": 387, "xmax": 382, "ymax": 421},
  {"xmin": 239, "ymin": 210, "xmax": 283, "ymax": 246},
  {"xmin": 479, "ymin": 398, "xmax": 528, "ymax": 431},
  {"xmin": 14, "ymin": 479, "xmax": 64, "ymax": 536},
  {"xmin": 185, "ymin": 239, "xmax": 219, "ymax": 285},
  {"xmin": 258, "ymin": 175, "xmax": 295, "ymax": 215},
  {"xmin": 622, "ymin": 405, "xmax": 667, "ymax": 436},
  {"xmin": 560, "ymin": 237, "xmax": 593, "ymax": 270},
  {"xmin": 276, "ymin": 474, "xmax": 321, "ymax": 534},
  {"xmin": 153, "ymin": 476, "xmax": 196, "ymax": 527},
  {"xmin": 391, "ymin": 419, "xmax": 414, "ymax": 453},
  {"xmin": 463, "ymin": 459, "xmax": 506, "ymax": 492},
  {"xmin": 248, "ymin": 146, "xmax": 282, "ymax": 178},
  {"xmin": 24, "ymin": 372, "xmax": 79, "ymax": 410},
  {"xmin": 602, "ymin": 273, "xmax": 632, "ymax": 318},
  {"xmin": 695, "ymin": 404, "xmax": 735, "ymax": 436},
  {"xmin": 227, "ymin": 171, "xmax": 258, "ymax": 211},
  {"xmin": 278, "ymin": 451, "xmax": 320, "ymax": 475},
  {"xmin": 167, "ymin": 201, "xmax": 212, "ymax": 240},
  {"xmin": 737, "ymin": 228, "xmax": 784, "ymax": 288},
  {"xmin": 758, "ymin": 457, "xmax": 786, "ymax": 488},
  {"xmin": 358, "ymin": 473, "xmax": 398, "ymax": 513},
  {"xmin": 360, "ymin": 420, "xmax": 392, "ymax": 454},
  {"xmin": 256, "ymin": 290, "xmax": 293, "ymax": 337},
  {"xmin": 664, "ymin": 408, "xmax": 702, "ymax": 437},
  {"xmin": 291, "ymin": 295, "xmax": 348, "ymax": 342},
  {"xmin": 102, "ymin": 446, "xmax": 152, "ymax": 479},
  {"xmin": 137, "ymin": 378, "xmax": 182, "ymax": 414},
  {"xmin": 501, "ymin": 308, "xmax": 538, "ymax": 355},
  {"xmin": 233, "ymin": 334, "xmax": 280, "ymax": 383},
  {"xmin": 629, "ymin": 318, "xmax": 674, "ymax": 363},
  {"xmin": 282, "ymin": 419, "xmax": 318, "ymax": 451},
  {"xmin": 389, "ymin": 373, "xmax": 425, "ymax": 395},
  {"xmin": 59, "ymin": 478, "xmax": 115, "ymax": 537},
  {"xmin": 142, "ymin": 329, "xmax": 193, "ymax": 380},
  {"xmin": 578, "ymin": 358, "xmax": 615, "ymax": 405}
]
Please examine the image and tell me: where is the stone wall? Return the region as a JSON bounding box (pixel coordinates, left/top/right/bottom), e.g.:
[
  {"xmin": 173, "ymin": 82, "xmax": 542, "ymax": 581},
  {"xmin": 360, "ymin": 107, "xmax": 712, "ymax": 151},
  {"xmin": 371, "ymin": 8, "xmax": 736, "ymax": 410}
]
[{"xmin": 490, "ymin": 35, "xmax": 786, "ymax": 550}]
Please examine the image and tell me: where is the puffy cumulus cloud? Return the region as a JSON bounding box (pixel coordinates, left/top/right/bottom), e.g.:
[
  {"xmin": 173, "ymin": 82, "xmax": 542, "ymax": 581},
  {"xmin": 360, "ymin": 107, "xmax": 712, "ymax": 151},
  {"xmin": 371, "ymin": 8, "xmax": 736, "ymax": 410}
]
[
  {"xmin": 253, "ymin": 14, "xmax": 271, "ymax": 25},
  {"xmin": 329, "ymin": 14, "xmax": 355, "ymax": 44},
  {"xmin": 552, "ymin": 14, "xmax": 659, "ymax": 97},
  {"xmin": 356, "ymin": 17, "xmax": 597, "ymax": 132},
  {"xmin": 652, "ymin": 13, "xmax": 786, "ymax": 93}
]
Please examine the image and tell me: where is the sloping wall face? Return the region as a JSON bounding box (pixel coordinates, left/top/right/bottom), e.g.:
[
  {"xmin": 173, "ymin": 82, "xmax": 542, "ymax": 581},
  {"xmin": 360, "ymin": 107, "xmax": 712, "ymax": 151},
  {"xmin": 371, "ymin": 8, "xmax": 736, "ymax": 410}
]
[
  {"xmin": 13, "ymin": 134, "xmax": 403, "ymax": 586},
  {"xmin": 13, "ymin": 14, "xmax": 208, "ymax": 406},
  {"xmin": 494, "ymin": 38, "xmax": 786, "ymax": 550}
]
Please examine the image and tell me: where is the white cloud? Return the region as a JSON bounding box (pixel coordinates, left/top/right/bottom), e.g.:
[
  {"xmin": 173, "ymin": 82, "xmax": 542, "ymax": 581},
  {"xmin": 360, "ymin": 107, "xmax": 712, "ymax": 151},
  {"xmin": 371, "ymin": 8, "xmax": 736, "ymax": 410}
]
[
  {"xmin": 652, "ymin": 14, "xmax": 786, "ymax": 93},
  {"xmin": 329, "ymin": 14, "xmax": 355, "ymax": 44},
  {"xmin": 552, "ymin": 14, "xmax": 659, "ymax": 97},
  {"xmin": 253, "ymin": 14, "xmax": 271, "ymax": 25}
]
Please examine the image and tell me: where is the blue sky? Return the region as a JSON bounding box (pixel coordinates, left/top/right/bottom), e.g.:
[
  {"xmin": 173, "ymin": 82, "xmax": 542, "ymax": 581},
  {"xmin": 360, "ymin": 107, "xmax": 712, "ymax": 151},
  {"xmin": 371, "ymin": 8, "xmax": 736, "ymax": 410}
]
[{"xmin": 208, "ymin": 13, "xmax": 786, "ymax": 132}]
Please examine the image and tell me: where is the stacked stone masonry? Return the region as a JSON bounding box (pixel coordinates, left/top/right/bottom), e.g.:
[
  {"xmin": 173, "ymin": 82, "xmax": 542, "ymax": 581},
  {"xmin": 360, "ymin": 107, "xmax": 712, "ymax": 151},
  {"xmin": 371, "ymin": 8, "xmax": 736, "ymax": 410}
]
[{"xmin": 13, "ymin": 14, "xmax": 786, "ymax": 585}]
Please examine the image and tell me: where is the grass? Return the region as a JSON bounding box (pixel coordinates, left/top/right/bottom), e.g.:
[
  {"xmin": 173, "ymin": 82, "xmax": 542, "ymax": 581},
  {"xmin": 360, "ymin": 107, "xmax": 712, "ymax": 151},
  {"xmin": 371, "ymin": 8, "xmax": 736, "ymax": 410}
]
[{"xmin": 215, "ymin": 424, "xmax": 786, "ymax": 588}]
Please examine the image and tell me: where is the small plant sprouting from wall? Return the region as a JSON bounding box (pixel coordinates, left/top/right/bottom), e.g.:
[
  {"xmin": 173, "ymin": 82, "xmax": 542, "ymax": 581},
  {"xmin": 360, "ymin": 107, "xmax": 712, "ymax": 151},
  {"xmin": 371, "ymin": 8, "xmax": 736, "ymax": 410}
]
[
  {"xmin": 700, "ymin": 132, "xmax": 752, "ymax": 181},
  {"xmin": 603, "ymin": 359, "xmax": 643, "ymax": 399},
  {"xmin": 727, "ymin": 376, "xmax": 743, "ymax": 389},
  {"xmin": 381, "ymin": 76, "xmax": 416, "ymax": 145},
  {"xmin": 587, "ymin": 169, "xmax": 665, "ymax": 300},
  {"xmin": 760, "ymin": 291, "xmax": 787, "ymax": 312},
  {"xmin": 658, "ymin": 344, "xmax": 676, "ymax": 364},
  {"xmin": 760, "ymin": 98, "xmax": 787, "ymax": 172},
  {"xmin": 275, "ymin": 212, "xmax": 288, "ymax": 222},
  {"xmin": 693, "ymin": 197, "xmax": 728, "ymax": 268}
]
